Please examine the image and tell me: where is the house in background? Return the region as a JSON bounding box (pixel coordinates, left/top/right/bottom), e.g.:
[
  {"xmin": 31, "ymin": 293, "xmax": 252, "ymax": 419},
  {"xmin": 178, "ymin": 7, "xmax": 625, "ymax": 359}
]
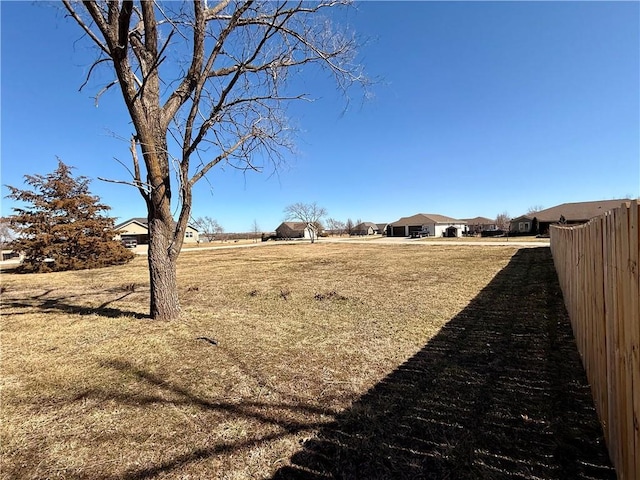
[
  {"xmin": 510, "ymin": 215, "xmax": 536, "ymax": 235},
  {"xmin": 0, "ymin": 218, "xmax": 20, "ymax": 261},
  {"xmin": 353, "ymin": 222, "xmax": 380, "ymax": 235},
  {"xmin": 387, "ymin": 213, "xmax": 468, "ymax": 238},
  {"xmin": 1, "ymin": 249, "xmax": 21, "ymax": 262},
  {"xmin": 115, "ymin": 217, "xmax": 200, "ymax": 244},
  {"xmin": 275, "ymin": 222, "xmax": 316, "ymax": 239},
  {"xmin": 463, "ymin": 216, "xmax": 498, "ymax": 235},
  {"xmin": 509, "ymin": 199, "xmax": 632, "ymax": 235},
  {"xmin": 376, "ymin": 223, "xmax": 389, "ymax": 236}
]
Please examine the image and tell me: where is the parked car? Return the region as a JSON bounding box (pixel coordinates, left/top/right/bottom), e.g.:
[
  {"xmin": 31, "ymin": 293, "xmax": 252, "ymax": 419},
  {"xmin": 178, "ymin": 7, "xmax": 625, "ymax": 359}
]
[{"xmin": 122, "ymin": 239, "xmax": 137, "ymax": 248}]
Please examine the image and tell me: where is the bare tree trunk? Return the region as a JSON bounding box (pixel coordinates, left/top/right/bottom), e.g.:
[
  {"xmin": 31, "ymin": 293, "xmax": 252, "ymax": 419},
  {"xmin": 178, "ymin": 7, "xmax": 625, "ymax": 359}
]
[{"xmin": 147, "ymin": 216, "xmax": 181, "ymax": 321}]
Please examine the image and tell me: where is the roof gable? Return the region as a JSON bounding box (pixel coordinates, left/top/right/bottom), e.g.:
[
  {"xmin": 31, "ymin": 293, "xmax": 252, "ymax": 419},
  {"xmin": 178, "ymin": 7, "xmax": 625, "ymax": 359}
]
[
  {"xmin": 277, "ymin": 222, "xmax": 309, "ymax": 231},
  {"xmin": 115, "ymin": 218, "xmax": 148, "ymax": 230},
  {"xmin": 354, "ymin": 222, "xmax": 378, "ymax": 229},
  {"xmin": 510, "ymin": 215, "xmax": 533, "ymax": 223}
]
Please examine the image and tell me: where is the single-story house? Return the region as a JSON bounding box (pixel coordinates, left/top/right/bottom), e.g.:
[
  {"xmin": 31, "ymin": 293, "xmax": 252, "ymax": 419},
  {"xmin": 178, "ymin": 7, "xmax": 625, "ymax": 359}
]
[
  {"xmin": 275, "ymin": 222, "xmax": 316, "ymax": 239},
  {"xmin": 387, "ymin": 213, "xmax": 468, "ymax": 238},
  {"xmin": 353, "ymin": 222, "xmax": 380, "ymax": 236},
  {"xmin": 376, "ymin": 223, "xmax": 389, "ymax": 236},
  {"xmin": 463, "ymin": 216, "xmax": 498, "ymax": 235},
  {"xmin": 114, "ymin": 217, "xmax": 200, "ymax": 244},
  {"xmin": 509, "ymin": 199, "xmax": 632, "ymax": 235}
]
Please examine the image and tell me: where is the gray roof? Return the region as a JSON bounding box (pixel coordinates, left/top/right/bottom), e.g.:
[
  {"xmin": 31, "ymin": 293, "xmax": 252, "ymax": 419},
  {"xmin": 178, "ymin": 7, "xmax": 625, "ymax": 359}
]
[
  {"xmin": 277, "ymin": 222, "xmax": 309, "ymax": 231},
  {"xmin": 463, "ymin": 216, "xmax": 495, "ymax": 225},
  {"xmin": 391, "ymin": 213, "xmax": 467, "ymax": 227},
  {"xmin": 515, "ymin": 199, "xmax": 632, "ymax": 223},
  {"xmin": 114, "ymin": 217, "xmax": 147, "ymax": 229},
  {"xmin": 354, "ymin": 222, "xmax": 379, "ymax": 230}
]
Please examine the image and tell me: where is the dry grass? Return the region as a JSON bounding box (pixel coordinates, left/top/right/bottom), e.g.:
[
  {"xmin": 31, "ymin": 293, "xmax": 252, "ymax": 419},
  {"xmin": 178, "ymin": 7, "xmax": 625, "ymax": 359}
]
[
  {"xmin": 417, "ymin": 235, "xmax": 550, "ymax": 243},
  {"xmin": 272, "ymin": 247, "xmax": 614, "ymax": 479},
  {"xmin": 182, "ymin": 238, "xmax": 260, "ymax": 249},
  {"xmin": 0, "ymin": 243, "xmax": 518, "ymax": 479}
]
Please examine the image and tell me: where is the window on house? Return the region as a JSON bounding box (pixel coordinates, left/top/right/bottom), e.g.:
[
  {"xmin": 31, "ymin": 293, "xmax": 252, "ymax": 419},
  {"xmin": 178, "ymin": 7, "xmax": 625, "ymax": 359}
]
[{"xmin": 186, "ymin": 231, "xmax": 193, "ymax": 238}]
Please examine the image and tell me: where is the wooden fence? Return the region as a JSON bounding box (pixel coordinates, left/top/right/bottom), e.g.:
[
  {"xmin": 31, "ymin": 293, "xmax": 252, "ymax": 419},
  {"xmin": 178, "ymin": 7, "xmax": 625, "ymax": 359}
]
[{"xmin": 550, "ymin": 200, "xmax": 639, "ymax": 480}]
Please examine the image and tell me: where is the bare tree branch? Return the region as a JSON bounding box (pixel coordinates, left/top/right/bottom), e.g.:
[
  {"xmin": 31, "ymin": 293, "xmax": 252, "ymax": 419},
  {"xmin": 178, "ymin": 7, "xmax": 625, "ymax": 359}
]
[
  {"xmin": 62, "ymin": 0, "xmax": 111, "ymax": 55},
  {"xmin": 78, "ymin": 57, "xmax": 111, "ymax": 92},
  {"xmin": 97, "ymin": 175, "xmax": 151, "ymax": 192},
  {"xmin": 129, "ymin": 136, "xmax": 150, "ymax": 201},
  {"xmin": 93, "ymin": 79, "xmax": 119, "ymax": 107}
]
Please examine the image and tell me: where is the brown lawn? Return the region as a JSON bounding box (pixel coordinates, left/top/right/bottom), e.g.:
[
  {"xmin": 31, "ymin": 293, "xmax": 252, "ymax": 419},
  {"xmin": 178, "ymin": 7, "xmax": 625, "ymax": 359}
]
[{"xmin": 0, "ymin": 243, "xmax": 613, "ymax": 479}]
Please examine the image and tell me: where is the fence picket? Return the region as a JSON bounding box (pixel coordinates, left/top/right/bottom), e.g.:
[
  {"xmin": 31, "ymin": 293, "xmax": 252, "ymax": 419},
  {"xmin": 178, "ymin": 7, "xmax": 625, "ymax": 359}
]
[{"xmin": 628, "ymin": 200, "xmax": 639, "ymax": 478}]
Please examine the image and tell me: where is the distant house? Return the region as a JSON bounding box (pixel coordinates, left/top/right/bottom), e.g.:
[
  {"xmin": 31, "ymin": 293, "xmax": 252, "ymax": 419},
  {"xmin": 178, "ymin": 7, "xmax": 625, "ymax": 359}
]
[
  {"xmin": 463, "ymin": 216, "xmax": 498, "ymax": 235},
  {"xmin": 0, "ymin": 218, "xmax": 19, "ymax": 261},
  {"xmin": 376, "ymin": 223, "xmax": 389, "ymax": 236},
  {"xmin": 510, "ymin": 215, "xmax": 536, "ymax": 235},
  {"xmin": 1, "ymin": 250, "xmax": 21, "ymax": 262},
  {"xmin": 275, "ymin": 222, "xmax": 316, "ymax": 240},
  {"xmin": 353, "ymin": 222, "xmax": 380, "ymax": 236},
  {"xmin": 114, "ymin": 217, "xmax": 200, "ymax": 244},
  {"xmin": 387, "ymin": 214, "xmax": 468, "ymax": 238},
  {"xmin": 509, "ymin": 199, "xmax": 632, "ymax": 235}
]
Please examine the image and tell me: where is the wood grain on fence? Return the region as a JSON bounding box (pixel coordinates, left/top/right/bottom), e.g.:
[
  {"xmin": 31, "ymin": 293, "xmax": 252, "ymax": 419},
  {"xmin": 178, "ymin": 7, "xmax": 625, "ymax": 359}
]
[{"xmin": 551, "ymin": 200, "xmax": 639, "ymax": 480}]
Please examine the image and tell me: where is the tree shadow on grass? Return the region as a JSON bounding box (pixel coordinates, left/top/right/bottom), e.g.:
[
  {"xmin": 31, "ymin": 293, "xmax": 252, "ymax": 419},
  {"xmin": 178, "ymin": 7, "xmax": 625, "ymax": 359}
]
[
  {"xmin": 272, "ymin": 247, "xmax": 616, "ymax": 480},
  {"xmin": 2, "ymin": 290, "xmax": 149, "ymax": 319},
  {"xmin": 69, "ymin": 358, "xmax": 335, "ymax": 480}
]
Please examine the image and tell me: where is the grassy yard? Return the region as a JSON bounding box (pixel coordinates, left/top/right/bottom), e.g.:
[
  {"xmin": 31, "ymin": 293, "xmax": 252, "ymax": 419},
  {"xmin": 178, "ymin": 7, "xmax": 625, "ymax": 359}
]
[
  {"xmin": 416, "ymin": 235, "xmax": 550, "ymax": 243},
  {"xmin": 0, "ymin": 244, "xmax": 612, "ymax": 479}
]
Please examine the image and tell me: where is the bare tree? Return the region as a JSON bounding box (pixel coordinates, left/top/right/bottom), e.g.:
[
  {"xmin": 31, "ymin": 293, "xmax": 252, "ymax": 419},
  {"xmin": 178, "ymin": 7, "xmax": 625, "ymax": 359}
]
[
  {"xmin": 353, "ymin": 217, "xmax": 362, "ymax": 235},
  {"xmin": 193, "ymin": 216, "xmax": 223, "ymax": 242},
  {"xmin": 62, "ymin": 1, "xmax": 365, "ymax": 320},
  {"xmin": 495, "ymin": 212, "xmax": 511, "ymax": 232},
  {"xmin": 0, "ymin": 219, "xmax": 15, "ymax": 248},
  {"xmin": 325, "ymin": 217, "xmax": 345, "ymax": 236},
  {"xmin": 345, "ymin": 218, "xmax": 354, "ymax": 236},
  {"xmin": 283, "ymin": 202, "xmax": 327, "ymax": 243},
  {"xmin": 251, "ymin": 219, "xmax": 260, "ymax": 242},
  {"xmin": 527, "ymin": 205, "xmax": 544, "ymax": 215}
]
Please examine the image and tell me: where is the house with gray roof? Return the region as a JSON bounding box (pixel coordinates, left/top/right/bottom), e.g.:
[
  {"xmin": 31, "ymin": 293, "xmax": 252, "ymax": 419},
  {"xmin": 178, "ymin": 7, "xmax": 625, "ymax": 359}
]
[
  {"xmin": 376, "ymin": 223, "xmax": 389, "ymax": 236},
  {"xmin": 353, "ymin": 222, "xmax": 380, "ymax": 236},
  {"xmin": 115, "ymin": 217, "xmax": 200, "ymax": 244},
  {"xmin": 462, "ymin": 216, "xmax": 498, "ymax": 235},
  {"xmin": 388, "ymin": 214, "xmax": 468, "ymax": 238},
  {"xmin": 275, "ymin": 222, "xmax": 316, "ymax": 240},
  {"xmin": 509, "ymin": 199, "xmax": 632, "ymax": 235}
]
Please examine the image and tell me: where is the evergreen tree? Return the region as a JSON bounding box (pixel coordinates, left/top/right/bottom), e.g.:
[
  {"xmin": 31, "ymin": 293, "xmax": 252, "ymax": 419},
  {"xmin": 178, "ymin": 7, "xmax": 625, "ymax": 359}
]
[{"xmin": 7, "ymin": 160, "xmax": 134, "ymax": 272}]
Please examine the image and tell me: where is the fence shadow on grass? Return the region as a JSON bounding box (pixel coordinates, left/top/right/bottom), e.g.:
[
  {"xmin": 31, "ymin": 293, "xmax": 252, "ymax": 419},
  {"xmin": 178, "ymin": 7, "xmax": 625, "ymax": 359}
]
[{"xmin": 272, "ymin": 247, "xmax": 616, "ymax": 480}]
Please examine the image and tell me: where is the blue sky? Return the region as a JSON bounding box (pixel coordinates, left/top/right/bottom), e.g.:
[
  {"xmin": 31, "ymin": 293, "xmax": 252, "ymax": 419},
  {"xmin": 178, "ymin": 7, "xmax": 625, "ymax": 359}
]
[{"xmin": 2, "ymin": 1, "xmax": 639, "ymax": 232}]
